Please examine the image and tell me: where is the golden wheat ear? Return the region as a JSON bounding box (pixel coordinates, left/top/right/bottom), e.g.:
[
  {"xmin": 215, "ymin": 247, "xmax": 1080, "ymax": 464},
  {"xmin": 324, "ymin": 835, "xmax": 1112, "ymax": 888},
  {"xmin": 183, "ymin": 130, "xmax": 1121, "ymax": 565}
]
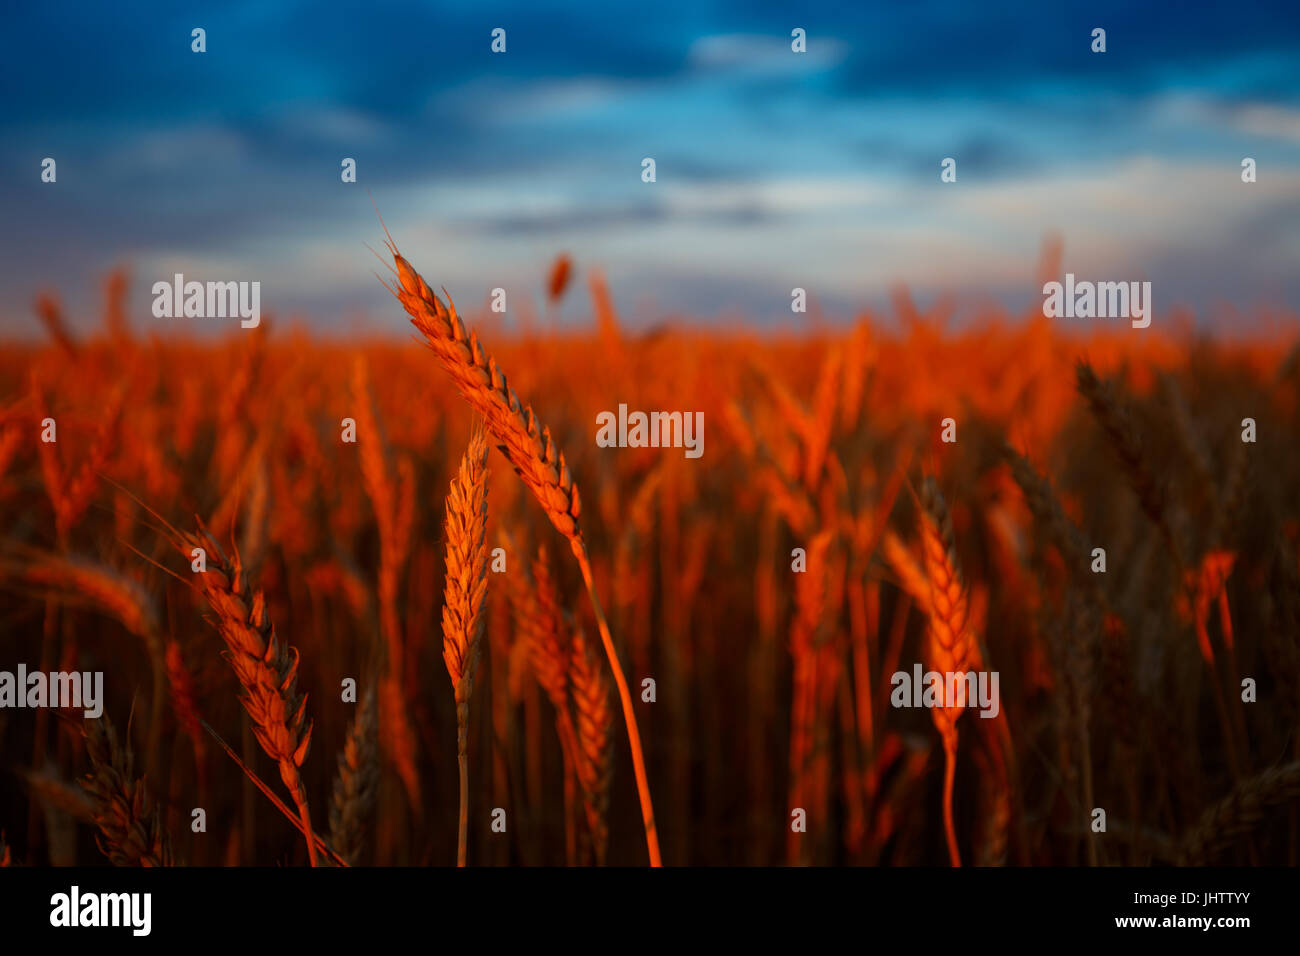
[
  {"xmin": 917, "ymin": 476, "xmax": 977, "ymax": 867},
  {"xmin": 569, "ymin": 624, "xmax": 613, "ymax": 866},
  {"xmin": 174, "ymin": 522, "xmax": 319, "ymax": 866},
  {"xmin": 441, "ymin": 422, "xmax": 490, "ymax": 867},
  {"xmin": 386, "ymin": 247, "xmax": 661, "ymax": 866}
]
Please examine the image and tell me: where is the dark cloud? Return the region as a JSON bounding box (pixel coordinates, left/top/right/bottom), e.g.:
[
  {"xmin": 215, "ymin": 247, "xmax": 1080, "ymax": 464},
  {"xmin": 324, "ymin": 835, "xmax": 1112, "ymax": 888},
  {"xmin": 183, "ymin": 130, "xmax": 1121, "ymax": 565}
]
[{"xmin": 1, "ymin": 0, "xmax": 1297, "ymax": 332}]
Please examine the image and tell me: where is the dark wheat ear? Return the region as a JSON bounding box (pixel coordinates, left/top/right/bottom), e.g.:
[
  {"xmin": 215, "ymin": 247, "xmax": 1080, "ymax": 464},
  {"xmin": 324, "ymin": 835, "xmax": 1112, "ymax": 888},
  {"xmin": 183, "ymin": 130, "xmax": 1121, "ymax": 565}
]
[
  {"xmin": 329, "ymin": 684, "xmax": 379, "ymax": 867},
  {"xmin": 1075, "ymin": 361, "xmax": 1184, "ymax": 564},
  {"xmin": 80, "ymin": 716, "xmax": 173, "ymax": 867},
  {"xmin": 1178, "ymin": 762, "xmax": 1300, "ymax": 865}
]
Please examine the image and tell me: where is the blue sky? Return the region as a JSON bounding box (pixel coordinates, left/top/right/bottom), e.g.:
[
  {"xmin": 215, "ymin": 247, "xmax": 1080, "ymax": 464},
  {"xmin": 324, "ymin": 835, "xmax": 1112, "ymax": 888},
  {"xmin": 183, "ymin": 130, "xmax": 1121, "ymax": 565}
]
[{"xmin": 2, "ymin": 0, "xmax": 1299, "ymax": 334}]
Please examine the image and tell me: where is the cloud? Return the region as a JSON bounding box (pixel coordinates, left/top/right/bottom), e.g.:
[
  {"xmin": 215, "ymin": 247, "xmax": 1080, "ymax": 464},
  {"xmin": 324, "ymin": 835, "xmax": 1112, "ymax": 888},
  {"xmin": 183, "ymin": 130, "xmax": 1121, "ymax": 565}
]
[
  {"xmin": 1230, "ymin": 103, "xmax": 1300, "ymax": 144},
  {"xmin": 100, "ymin": 123, "xmax": 249, "ymax": 173},
  {"xmin": 273, "ymin": 106, "xmax": 393, "ymax": 145},
  {"xmin": 660, "ymin": 178, "xmax": 889, "ymax": 216},
  {"xmin": 687, "ymin": 33, "xmax": 847, "ymax": 73}
]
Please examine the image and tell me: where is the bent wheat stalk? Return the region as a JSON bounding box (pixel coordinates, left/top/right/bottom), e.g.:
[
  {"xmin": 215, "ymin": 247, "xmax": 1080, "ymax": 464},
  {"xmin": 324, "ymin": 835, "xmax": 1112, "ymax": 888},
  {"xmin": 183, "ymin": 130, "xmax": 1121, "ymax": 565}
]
[
  {"xmin": 200, "ymin": 718, "xmax": 348, "ymax": 866},
  {"xmin": 384, "ymin": 244, "xmax": 661, "ymax": 866},
  {"xmin": 441, "ymin": 424, "xmax": 490, "ymax": 867},
  {"xmin": 2, "ymin": 548, "xmax": 167, "ymax": 771}
]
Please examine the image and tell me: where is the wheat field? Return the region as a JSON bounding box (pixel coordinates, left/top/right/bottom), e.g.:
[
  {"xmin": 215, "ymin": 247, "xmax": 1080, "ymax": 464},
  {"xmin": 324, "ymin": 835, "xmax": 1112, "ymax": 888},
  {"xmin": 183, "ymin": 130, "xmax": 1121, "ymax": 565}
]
[{"xmin": 1, "ymin": 247, "xmax": 1298, "ymax": 867}]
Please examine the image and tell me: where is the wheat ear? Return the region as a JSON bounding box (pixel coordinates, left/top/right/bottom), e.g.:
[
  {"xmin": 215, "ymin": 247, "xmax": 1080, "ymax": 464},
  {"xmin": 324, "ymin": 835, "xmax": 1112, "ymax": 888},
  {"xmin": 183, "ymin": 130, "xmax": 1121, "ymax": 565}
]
[
  {"xmin": 570, "ymin": 624, "xmax": 613, "ymax": 864},
  {"xmin": 441, "ymin": 424, "xmax": 490, "ymax": 866},
  {"xmin": 80, "ymin": 717, "xmax": 173, "ymax": 867},
  {"xmin": 164, "ymin": 639, "xmax": 209, "ymax": 796},
  {"xmin": 329, "ymin": 684, "xmax": 379, "ymax": 866},
  {"xmin": 385, "ymin": 246, "xmax": 660, "ymax": 865},
  {"xmin": 1178, "ymin": 761, "xmax": 1300, "ymax": 864},
  {"xmin": 178, "ymin": 523, "xmax": 318, "ymax": 865},
  {"xmin": 4, "ymin": 549, "xmax": 168, "ymax": 776},
  {"xmin": 351, "ymin": 356, "xmax": 421, "ymax": 809},
  {"xmin": 503, "ymin": 538, "xmax": 581, "ymax": 863},
  {"xmin": 918, "ymin": 477, "xmax": 977, "ymax": 867},
  {"xmin": 36, "ymin": 293, "xmax": 79, "ymax": 359},
  {"xmin": 1076, "ymin": 361, "xmax": 1184, "ymax": 564}
]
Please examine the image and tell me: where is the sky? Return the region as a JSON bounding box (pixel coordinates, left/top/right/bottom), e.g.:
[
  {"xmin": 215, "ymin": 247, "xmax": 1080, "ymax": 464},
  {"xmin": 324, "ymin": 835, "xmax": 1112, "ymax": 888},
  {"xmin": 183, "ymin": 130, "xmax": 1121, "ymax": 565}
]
[{"xmin": 1, "ymin": 0, "xmax": 1299, "ymax": 335}]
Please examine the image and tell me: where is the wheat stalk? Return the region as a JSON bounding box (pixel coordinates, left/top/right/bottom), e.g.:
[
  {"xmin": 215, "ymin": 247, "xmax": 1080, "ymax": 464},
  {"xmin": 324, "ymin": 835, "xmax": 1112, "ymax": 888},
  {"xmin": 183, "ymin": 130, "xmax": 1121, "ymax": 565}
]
[
  {"xmin": 80, "ymin": 717, "xmax": 173, "ymax": 867},
  {"xmin": 384, "ymin": 245, "xmax": 660, "ymax": 865},
  {"xmin": 177, "ymin": 522, "xmax": 318, "ymax": 865},
  {"xmin": 441, "ymin": 424, "xmax": 490, "ymax": 866},
  {"xmin": 198, "ymin": 717, "xmax": 349, "ymax": 866}
]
